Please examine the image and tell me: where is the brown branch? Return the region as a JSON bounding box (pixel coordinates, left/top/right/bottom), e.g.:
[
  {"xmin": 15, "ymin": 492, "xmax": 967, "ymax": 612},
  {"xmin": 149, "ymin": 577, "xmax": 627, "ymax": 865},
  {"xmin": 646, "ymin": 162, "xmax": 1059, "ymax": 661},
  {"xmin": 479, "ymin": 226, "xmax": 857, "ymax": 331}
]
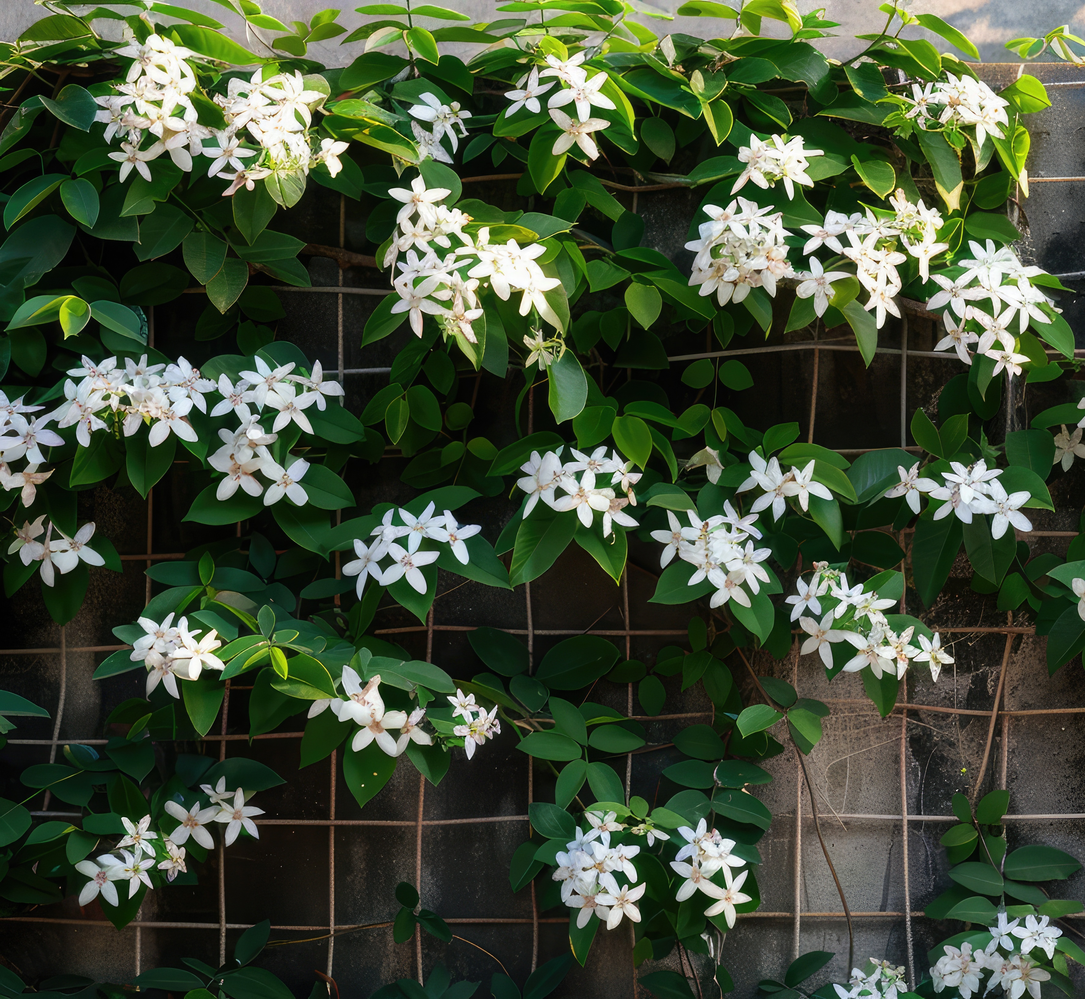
[
  {"xmin": 301, "ymin": 243, "xmax": 378, "ymax": 270},
  {"xmin": 734, "ymin": 646, "xmax": 855, "ymax": 971}
]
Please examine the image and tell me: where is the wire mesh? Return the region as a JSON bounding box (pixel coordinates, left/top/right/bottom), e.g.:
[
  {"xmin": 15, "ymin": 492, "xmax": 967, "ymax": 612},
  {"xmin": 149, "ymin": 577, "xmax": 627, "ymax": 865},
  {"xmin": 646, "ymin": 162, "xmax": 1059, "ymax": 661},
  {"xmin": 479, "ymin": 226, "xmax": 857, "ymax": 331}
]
[{"xmin": 4, "ymin": 69, "xmax": 1085, "ymax": 993}]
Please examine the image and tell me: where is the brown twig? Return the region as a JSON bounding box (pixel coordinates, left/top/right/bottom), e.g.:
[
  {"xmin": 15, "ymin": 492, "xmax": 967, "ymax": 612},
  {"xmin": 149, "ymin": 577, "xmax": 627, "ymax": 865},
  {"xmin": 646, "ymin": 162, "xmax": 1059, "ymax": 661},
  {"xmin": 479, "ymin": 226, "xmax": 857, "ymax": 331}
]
[
  {"xmin": 733, "ymin": 646, "xmax": 855, "ymax": 971},
  {"xmin": 970, "ymin": 630, "xmax": 1014, "ymax": 805},
  {"xmin": 301, "ymin": 243, "xmax": 378, "ymax": 270}
]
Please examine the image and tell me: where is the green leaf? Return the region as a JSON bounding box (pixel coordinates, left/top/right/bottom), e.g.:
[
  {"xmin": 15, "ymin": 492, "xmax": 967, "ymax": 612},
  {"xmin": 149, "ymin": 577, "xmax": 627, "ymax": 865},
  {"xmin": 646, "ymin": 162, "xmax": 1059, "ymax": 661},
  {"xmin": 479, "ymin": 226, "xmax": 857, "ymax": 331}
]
[
  {"xmin": 343, "ymin": 740, "xmax": 399, "ymax": 809},
  {"xmin": 587, "ymin": 724, "xmax": 645, "ymax": 753},
  {"xmin": 1004, "ymin": 429, "xmax": 1055, "ymax": 476},
  {"xmin": 405, "ymin": 25, "xmax": 439, "ymax": 63},
  {"xmin": 183, "ymin": 231, "xmax": 228, "ymax": 285},
  {"xmin": 841, "ymin": 299, "xmax": 877, "ymax": 365},
  {"xmin": 528, "ymin": 127, "xmax": 566, "ymax": 196},
  {"xmin": 625, "ymin": 282, "xmax": 662, "ymax": 329},
  {"xmin": 4, "ymin": 174, "xmax": 66, "ymax": 229},
  {"xmin": 912, "ymin": 515, "xmax": 963, "ymax": 607},
  {"xmin": 639, "ymin": 971, "xmax": 695, "ymax": 999},
  {"xmin": 546, "ymin": 347, "xmax": 587, "ymax": 424},
  {"xmin": 916, "ymin": 128, "xmax": 963, "ymax": 210},
  {"xmin": 468, "ymin": 628, "xmax": 528, "ymax": 677},
  {"xmin": 701, "ymin": 99, "xmax": 734, "ymax": 145},
  {"xmin": 1004, "ymin": 845, "xmax": 1082, "ymax": 881},
  {"xmin": 182, "ymin": 678, "xmax": 225, "ymax": 738},
  {"xmin": 850, "ymin": 154, "xmax": 895, "ymax": 199},
  {"xmin": 975, "ymin": 789, "xmax": 1009, "ymax": 825},
  {"xmin": 206, "ymin": 257, "xmax": 249, "ymax": 313},
  {"xmin": 948, "ymin": 861, "xmax": 1004, "ymax": 896},
  {"xmin": 612, "ymin": 414, "xmax": 652, "ymax": 469},
  {"xmin": 517, "ymin": 731, "xmax": 581, "ymax": 761},
  {"xmin": 529, "ymin": 801, "xmax": 575, "ymax": 840},
  {"xmin": 964, "ymin": 212, "xmax": 1021, "ymax": 244},
  {"xmin": 170, "ymin": 24, "xmax": 261, "ymax": 64},
  {"xmin": 914, "ymin": 12, "xmax": 980, "ymax": 59},
  {"xmin": 784, "ymin": 951, "xmax": 834, "ymax": 988},
  {"xmin": 0, "ymin": 798, "xmax": 32, "ymax": 846},
  {"xmin": 38, "ymin": 84, "xmax": 98, "ymax": 131},
  {"xmin": 736, "ymin": 703, "xmax": 782, "ymax": 737},
  {"xmin": 536, "ymin": 635, "xmax": 621, "ymax": 690},
  {"xmin": 135, "ymin": 203, "xmax": 194, "ymax": 261},
  {"xmin": 509, "ymin": 506, "xmax": 577, "ymax": 587}
]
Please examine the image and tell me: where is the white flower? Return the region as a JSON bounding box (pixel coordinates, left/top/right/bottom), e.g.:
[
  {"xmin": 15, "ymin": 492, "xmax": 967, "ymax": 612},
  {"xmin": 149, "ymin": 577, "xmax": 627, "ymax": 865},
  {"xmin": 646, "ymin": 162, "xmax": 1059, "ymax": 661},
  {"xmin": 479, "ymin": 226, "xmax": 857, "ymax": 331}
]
[
  {"xmin": 987, "ymin": 480, "xmax": 1032, "ymax": 539},
  {"xmin": 795, "ymin": 258, "xmax": 849, "ymax": 317},
  {"xmin": 670, "ymin": 859, "xmax": 727, "ymax": 902},
  {"xmin": 399, "ymin": 501, "xmax": 449, "ymax": 552},
  {"xmin": 388, "ymin": 175, "xmax": 450, "ymax": 228},
  {"xmin": 109, "ymin": 140, "xmax": 165, "ymax": 182},
  {"xmin": 395, "ymin": 707, "xmax": 433, "ymax": 755},
  {"xmin": 934, "ymin": 312, "xmax": 979, "ymax": 365},
  {"xmin": 442, "ymin": 511, "xmax": 480, "ymax": 564},
  {"xmin": 783, "ymin": 460, "xmax": 833, "ymax": 512},
  {"xmin": 546, "ymin": 71, "xmax": 615, "ymax": 123},
  {"xmin": 335, "ymin": 667, "xmax": 384, "ymax": 726},
  {"xmin": 549, "ymin": 108, "xmax": 609, "ymax": 160},
  {"xmin": 1053, "ymin": 425, "xmax": 1085, "ymax": 471},
  {"xmin": 913, "ymin": 632, "xmax": 953, "ymax": 682},
  {"xmin": 650, "ymin": 511, "xmax": 685, "ymax": 569},
  {"xmin": 505, "ymin": 67, "xmax": 554, "ymax": 116},
  {"xmin": 75, "ymin": 859, "xmax": 121, "ymax": 907},
  {"xmin": 1011, "ymin": 913, "xmax": 1062, "ymax": 959},
  {"xmin": 0, "ymin": 462, "xmax": 53, "ymax": 507},
  {"xmin": 1074, "ymin": 578, "xmax": 1085, "ymax": 623},
  {"xmin": 342, "ymin": 538, "xmax": 387, "ymax": 598},
  {"xmin": 158, "ymin": 841, "xmax": 187, "ymax": 882},
  {"xmin": 453, "ymin": 703, "xmax": 501, "ymax": 759},
  {"xmin": 117, "ymin": 814, "xmax": 158, "ymax": 858},
  {"xmin": 799, "ymin": 612, "xmax": 847, "ymax": 668},
  {"xmin": 262, "ymin": 458, "xmax": 309, "ymax": 507},
  {"xmin": 448, "ymin": 688, "xmax": 477, "ymax": 722},
  {"xmin": 170, "ymin": 617, "xmax": 225, "ymax": 680},
  {"xmin": 164, "ymin": 800, "xmax": 219, "ymax": 849},
  {"xmin": 104, "ymin": 849, "xmax": 154, "ymax": 899},
  {"xmin": 598, "ymin": 881, "xmax": 645, "ymax": 929},
  {"xmin": 50, "ymin": 522, "xmax": 106, "ymax": 574},
  {"xmin": 884, "ymin": 462, "xmax": 938, "ymax": 514},
  {"xmin": 702, "ymin": 869, "xmax": 752, "ymax": 925},
  {"xmin": 215, "ymin": 788, "xmax": 264, "ymax": 846},
  {"xmin": 785, "ymin": 576, "xmax": 823, "ymax": 622},
  {"xmin": 381, "ymin": 542, "xmax": 440, "ymax": 594}
]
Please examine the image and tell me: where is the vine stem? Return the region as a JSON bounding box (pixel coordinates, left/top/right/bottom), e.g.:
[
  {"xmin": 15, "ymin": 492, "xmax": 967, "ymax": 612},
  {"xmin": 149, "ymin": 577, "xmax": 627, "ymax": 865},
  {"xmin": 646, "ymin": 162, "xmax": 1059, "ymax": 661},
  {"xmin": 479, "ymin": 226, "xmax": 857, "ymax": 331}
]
[{"xmin": 733, "ymin": 647, "xmax": 855, "ymax": 972}]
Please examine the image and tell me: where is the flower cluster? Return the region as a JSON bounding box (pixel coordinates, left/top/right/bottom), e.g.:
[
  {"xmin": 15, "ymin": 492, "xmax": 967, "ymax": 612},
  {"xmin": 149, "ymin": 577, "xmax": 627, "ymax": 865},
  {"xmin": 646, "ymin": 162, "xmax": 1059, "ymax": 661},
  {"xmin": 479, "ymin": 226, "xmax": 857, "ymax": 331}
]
[
  {"xmin": 650, "ymin": 506, "xmax": 769, "ymax": 612},
  {"xmin": 95, "ymin": 33, "xmax": 347, "ymax": 195},
  {"xmin": 77, "ymin": 784, "xmax": 263, "ymax": 906},
  {"xmin": 833, "ymin": 959, "xmax": 908, "ymax": 999},
  {"xmin": 323, "ymin": 667, "xmax": 434, "ymax": 757},
  {"xmin": 788, "ymin": 563, "xmax": 953, "ymax": 681},
  {"xmin": 449, "ymin": 687, "xmax": 501, "ymax": 760},
  {"xmin": 929, "ymin": 911, "xmax": 1061, "ymax": 999},
  {"xmin": 553, "ymin": 811, "xmax": 646, "ymax": 930},
  {"xmin": 669, "ymin": 817, "xmax": 751, "ymax": 926},
  {"xmin": 384, "ymin": 177, "xmax": 560, "ymax": 341},
  {"xmin": 0, "ymin": 389, "xmax": 61, "ymax": 508},
  {"xmin": 407, "ymin": 92, "xmax": 472, "ymax": 165},
  {"xmin": 902, "ymin": 74, "xmax": 1012, "ymax": 153},
  {"xmin": 51, "ymin": 353, "xmax": 342, "ymax": 506},
  {"xmin": 736, "ymin": 451, "xmax": 833, "ymax": 521},
  {"xmin": 884, "ymin": 460, "xmax": 1032, "ymax": 538},
  {"xmin": 342, "ymin": 502, "xmax": 483, "ymax": 597},
  {"xmin": 850, "ymin": 193, "xmax": 947, "ymax": 323},
  {"xmin": 928, "ymin": 240, "xmax": 1057, "ymax": 377},
  {"xmin": 8, "ymin": 516, "xmax": 103, "ymax": 587},
  {"xmin": 686, "ymin": 197, "xmax": 792, "ymax": 307},
  {"xmin": 128, "ymin": 613, "xmax": 225, "ymax": 698},
  {"xmin": 505, "ymin": 55, "xmax": 615, "ymax": 162},
  {"xmin": 732, "ymin": 133, "xmax": 823, "ymax": 198},
  {"xmin": 516, "ymin": 447, "xmax": 640, "ymax": 536}
]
